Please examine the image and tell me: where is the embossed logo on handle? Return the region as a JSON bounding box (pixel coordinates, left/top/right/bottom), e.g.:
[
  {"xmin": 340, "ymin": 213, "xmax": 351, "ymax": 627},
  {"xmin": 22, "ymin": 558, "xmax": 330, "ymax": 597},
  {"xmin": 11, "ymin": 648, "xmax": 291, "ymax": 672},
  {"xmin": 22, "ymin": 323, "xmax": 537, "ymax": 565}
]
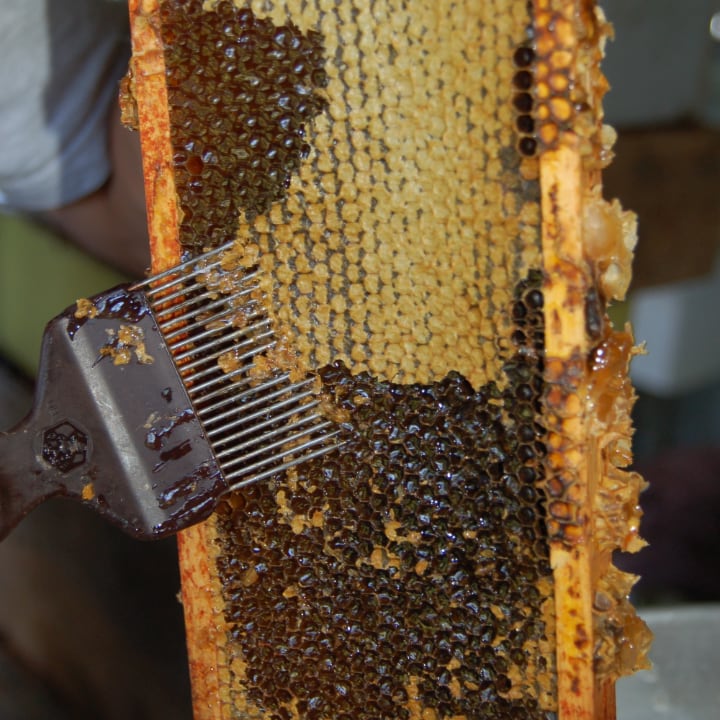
[{"xmin": 41, "ymin": 421, "xmax": 88, "ymax": 473}]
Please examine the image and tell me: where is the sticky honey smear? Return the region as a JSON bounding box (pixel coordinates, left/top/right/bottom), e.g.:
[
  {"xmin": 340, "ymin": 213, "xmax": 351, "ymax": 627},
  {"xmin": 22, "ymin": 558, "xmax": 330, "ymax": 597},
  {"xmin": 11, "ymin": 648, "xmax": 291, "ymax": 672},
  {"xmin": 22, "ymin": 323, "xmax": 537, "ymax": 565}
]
[{"xmin": 126, "ymin": 0, "xmax": 651, "ymax": 719}]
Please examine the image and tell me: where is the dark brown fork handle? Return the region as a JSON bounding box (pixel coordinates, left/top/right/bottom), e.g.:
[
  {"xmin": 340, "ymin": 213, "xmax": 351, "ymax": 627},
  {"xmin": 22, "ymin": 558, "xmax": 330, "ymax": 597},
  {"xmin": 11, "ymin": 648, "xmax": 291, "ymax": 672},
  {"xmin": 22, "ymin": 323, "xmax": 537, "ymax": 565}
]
[
  {"xmin": 0, "ymin": 415, "xmax": 64, "ymax": 540},
  {"xmin": 0, "ymin": 291, "xmax": 225, "ymax": 542}
]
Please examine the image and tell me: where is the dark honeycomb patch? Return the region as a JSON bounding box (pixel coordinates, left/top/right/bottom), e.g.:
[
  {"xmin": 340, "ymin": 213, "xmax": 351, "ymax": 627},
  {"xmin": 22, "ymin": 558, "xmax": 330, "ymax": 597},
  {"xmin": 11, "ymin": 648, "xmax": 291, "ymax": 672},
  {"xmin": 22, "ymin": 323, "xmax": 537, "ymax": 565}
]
[
  {"xmin": 513, "ymin": 23, "xmax": 537, "ymax": 159},
  {"xmin": 215, "ymin": 272, "xmax": 556, "ymax": 719},
  {"xmin": 159, "ymin": 0, "xmax": 328, "ymax": 249}
]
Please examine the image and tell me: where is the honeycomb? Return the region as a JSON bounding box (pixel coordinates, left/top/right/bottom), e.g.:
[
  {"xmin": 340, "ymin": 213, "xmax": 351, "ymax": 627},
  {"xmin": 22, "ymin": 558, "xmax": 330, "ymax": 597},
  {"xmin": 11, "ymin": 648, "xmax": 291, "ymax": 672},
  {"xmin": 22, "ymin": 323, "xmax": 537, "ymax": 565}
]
[
  {"xmin": 124, "ymin": 0, "xmax": 652, "ymax": 718},
  {"xmin": 215, "ymin": 273, "xmax": 556, "ymax": 719},
  {"xmin": 158, "ymin": 0, "xmax": 329, "ymax": 250},
  {"xmin": 133, "ymin": 0, "xmax": 546, "ymax": 389}
]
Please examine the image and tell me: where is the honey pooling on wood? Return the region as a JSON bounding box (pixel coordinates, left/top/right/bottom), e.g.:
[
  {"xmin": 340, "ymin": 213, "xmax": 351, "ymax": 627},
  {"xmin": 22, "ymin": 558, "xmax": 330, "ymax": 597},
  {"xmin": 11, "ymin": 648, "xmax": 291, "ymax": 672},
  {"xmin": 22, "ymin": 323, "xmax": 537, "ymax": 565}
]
[
  {"xmin": 159, "ymin": 0, "xmax": 328, "ymax": 250},
  {"xmin": 215, "ymin": 274, "xmax": 557, "ymax": 720}
]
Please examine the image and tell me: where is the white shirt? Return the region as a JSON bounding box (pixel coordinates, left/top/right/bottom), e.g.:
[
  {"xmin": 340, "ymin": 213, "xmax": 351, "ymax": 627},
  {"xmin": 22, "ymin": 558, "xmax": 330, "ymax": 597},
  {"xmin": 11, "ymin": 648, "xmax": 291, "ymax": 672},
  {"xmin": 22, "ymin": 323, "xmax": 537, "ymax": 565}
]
[{"xmin": 0, "ymin": 0, "xmax": 130, "ymax": 210}]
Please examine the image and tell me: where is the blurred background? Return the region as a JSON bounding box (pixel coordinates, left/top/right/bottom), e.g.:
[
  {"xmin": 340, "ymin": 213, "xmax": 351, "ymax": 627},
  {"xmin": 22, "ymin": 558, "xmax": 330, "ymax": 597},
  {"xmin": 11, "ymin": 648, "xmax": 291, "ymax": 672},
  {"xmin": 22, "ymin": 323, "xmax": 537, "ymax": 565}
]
[
  {"xmin": 600, "ymin": 0, "xmax": 720, "ymax": 607},
  {"xmin": 592, "ymin": 3, "xmax": 720, "ymax": 716},
  {"xmin": 1, "ymin": 0, "xmax": 719, "ymax": 718},
  {"xmin": 0, "ymin": 229, "xmax": 194, "ymax": 718}
]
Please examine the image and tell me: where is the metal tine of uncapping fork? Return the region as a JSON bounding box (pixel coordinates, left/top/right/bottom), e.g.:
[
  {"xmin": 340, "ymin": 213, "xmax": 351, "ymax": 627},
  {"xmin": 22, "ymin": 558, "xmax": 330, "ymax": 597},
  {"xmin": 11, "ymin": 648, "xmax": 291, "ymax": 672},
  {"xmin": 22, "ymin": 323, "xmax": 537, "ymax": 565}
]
[
  {"xmin": 205, "ymin": 385, "xmax": 322, "ymax": 440},
  {"xmin": 132, "ymin": 241, "xmax": 235, "ymax": 296},
  {"xmin": 159, "ymin": 285, "xmax": 261, "ymax": 343},
  {"xmin": 173, "ymin": 328, "xmax": 276, "ymax": 386},
  {"xmin": 217, "ymin": 419, "xmax": 338, "ymax": 472},
  {"xmin": 173, "ymin": 319, "xmax": 273, "ymax": 368},
  {"xmin": 204, "ymin": 375, "xmax": 345, "ymax": 485},
  {"xmin": 183, "ymin": 340, "xmax": 280, "ymax": 400},
  {"xmin": 172, "ymin": 318, "xmax": 273, "ymax": 366},
  {"xmin": 196, "ymin": 376, "xmax": 317, "ymax": 424},
  {"xmin": 224, "ymin": 432, "xmax": 345, "ymax": 490},
  {"xmin": 153, "ymin": 282, "xmax": 259, "ymax": 333},
  {"xmin": 200, "ymin": 378, "xmax": 322, "ymax": 439},
  {"xmin": 131, "ymin": 242, "xmax": 345, "ymax": 486},
  {"xmin": 212, "ymin": 402, "xmax": 326, "ymax": 450}
]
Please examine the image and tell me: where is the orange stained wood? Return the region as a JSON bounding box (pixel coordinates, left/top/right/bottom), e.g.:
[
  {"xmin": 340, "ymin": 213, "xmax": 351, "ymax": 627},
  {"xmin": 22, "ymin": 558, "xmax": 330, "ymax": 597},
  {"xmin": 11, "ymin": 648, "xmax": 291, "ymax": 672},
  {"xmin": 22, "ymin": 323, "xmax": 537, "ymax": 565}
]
[
  {"xmin": 534, "ymin": 0, "xmax": 615, "ymax": 718},
  {"xmin": 128, "ymin": 0, "xmax": 181, "ymax": 273},
  {"xmin": 540, "ymin": 142, "xmax": 597, "ymax": 720},
  {"xmin": 128, "ymin": 3, "xmax": 223, "ymax": 718},
  {"xmin": 177, "ymin": 521, "xmax": 229, "ymax": 720}
]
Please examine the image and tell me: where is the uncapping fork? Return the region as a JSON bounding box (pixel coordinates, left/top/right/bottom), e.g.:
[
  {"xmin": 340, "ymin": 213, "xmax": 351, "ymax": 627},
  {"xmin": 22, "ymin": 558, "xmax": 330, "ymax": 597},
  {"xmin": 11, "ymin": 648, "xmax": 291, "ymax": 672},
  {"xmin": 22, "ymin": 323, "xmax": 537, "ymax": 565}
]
[{"xmin": 0, "ymin": 242, "xmax": 343, "ymax": 541}]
